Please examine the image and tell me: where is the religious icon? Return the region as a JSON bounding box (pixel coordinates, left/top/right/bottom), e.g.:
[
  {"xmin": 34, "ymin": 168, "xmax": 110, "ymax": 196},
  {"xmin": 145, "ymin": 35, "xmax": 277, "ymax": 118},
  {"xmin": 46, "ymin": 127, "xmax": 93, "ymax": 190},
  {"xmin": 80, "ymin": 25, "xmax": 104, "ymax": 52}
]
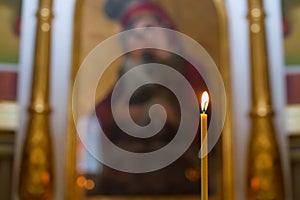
[
  {"xmin": 73, "ymin": 0, "xmax": 226, "ymax": 198},
  {"xmin": 282, "ymin": 0, "xmax": 300, "ymax": 66},
  {"xmin": 0, "ymin": 0, "xmax": 22, "ymax": 63}
]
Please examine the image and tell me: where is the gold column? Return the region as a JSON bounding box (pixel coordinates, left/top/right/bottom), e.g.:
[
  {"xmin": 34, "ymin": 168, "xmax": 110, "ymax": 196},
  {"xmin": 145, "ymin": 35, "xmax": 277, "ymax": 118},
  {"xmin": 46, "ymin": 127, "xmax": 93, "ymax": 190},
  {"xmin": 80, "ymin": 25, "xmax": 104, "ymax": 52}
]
[
  {"xmin": 18, "ymin": 0, "xmax": 54, "ymax": 199},
  {"xmin": 246, "ymin": 0, "xmax": 285, "ymax": 199}
]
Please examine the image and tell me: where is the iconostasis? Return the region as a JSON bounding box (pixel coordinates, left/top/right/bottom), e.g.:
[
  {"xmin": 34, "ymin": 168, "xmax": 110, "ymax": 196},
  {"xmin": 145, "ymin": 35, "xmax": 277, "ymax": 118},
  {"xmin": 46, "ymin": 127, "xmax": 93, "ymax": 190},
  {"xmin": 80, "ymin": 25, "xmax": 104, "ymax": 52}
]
[{"xmin": 6, "ymin": 0, "xmax": 294, "ymax": 199}]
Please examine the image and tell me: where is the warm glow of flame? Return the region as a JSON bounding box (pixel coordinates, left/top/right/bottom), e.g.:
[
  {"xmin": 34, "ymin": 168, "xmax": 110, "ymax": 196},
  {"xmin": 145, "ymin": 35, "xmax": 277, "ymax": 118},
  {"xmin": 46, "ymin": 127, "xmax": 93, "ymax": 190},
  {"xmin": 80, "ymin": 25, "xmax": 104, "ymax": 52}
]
[
  {"xmin": 76, "ymin": 176, "xmax": 95, "ymax": 190},
  {"xmin": 76, "ymin": 176, "xmax": 87, "ymax": 187},
  {"xmin": 201, "ymin": 91, "xmax": 209, "ymax": 112},
  {"xmin": 85, "ymin": 179, "xmax": 95, "ymax": 190}
]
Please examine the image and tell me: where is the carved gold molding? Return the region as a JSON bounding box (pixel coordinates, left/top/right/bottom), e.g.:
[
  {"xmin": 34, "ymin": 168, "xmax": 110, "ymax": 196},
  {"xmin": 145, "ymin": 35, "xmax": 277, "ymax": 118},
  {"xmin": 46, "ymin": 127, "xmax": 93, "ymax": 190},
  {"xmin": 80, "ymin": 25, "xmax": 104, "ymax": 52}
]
[
  {"xmin": 66, "ymin": 0, "xmax": 235, "ymax": 199},
  {"xmin": 18, "ymin": 0, "xmax": 54, "ymax": 199},
  {"xmin": 246, "ymin": 0, "xmax": 285, "ymax": 199},
  {"xmin": 212, "ymin": 0, "xmax": 235, "ymax": 199},
  {"xmin": 65, "ymin": 0, "xmax": 83, "ymax": 199}
]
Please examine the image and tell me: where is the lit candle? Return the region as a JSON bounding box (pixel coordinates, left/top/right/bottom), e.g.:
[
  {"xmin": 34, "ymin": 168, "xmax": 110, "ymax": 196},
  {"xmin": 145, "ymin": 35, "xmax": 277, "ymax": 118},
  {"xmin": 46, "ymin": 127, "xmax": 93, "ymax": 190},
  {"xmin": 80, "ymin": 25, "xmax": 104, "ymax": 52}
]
[{"xmin": 200, "ymin": 91, "xmax": 209, "ymax": 200}]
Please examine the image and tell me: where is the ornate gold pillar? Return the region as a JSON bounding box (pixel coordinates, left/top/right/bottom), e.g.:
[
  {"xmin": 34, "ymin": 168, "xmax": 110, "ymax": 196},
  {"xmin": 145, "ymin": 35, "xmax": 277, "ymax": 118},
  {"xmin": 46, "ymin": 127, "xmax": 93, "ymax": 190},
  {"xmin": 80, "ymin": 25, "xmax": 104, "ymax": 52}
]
[
  {"xmin": 246, "ymin": 0, "xmax": 285, "ymax": 199},
  {"xmin": 18, "ymin": 0, "xmax": 54, "ymax": 199}
]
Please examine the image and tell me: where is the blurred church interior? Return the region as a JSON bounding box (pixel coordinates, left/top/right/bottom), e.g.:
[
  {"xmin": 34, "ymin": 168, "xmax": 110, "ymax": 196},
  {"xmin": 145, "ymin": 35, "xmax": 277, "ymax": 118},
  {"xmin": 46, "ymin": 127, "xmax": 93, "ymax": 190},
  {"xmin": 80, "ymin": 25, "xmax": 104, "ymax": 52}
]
[{"xmin": 0, "ymin": 0, "xmax": 300, "ymax": 199}]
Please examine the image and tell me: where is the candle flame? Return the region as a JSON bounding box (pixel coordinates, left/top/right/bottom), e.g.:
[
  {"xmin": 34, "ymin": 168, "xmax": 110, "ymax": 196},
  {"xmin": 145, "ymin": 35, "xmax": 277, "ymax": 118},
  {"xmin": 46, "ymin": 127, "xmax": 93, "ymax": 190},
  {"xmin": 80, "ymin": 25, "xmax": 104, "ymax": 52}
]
[{"xmin": 201, "ymin": 91, "xmax": 209, "ymax": 112}]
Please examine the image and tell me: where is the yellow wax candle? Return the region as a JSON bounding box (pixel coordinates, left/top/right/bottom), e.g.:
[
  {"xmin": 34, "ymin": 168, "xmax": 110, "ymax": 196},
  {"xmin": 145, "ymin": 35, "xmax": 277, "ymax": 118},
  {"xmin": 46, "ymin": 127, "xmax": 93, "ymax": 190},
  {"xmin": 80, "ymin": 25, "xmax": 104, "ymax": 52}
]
[{"xmin": 200, "ymin": 91, "xmax": 209, "ymax": 200}]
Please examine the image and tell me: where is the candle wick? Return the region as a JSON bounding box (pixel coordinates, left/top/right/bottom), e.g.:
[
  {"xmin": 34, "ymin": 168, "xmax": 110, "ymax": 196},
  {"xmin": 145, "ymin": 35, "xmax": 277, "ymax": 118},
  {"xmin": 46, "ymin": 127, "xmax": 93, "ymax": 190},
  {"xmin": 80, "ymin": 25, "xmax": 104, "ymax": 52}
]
[{"xmin": 202, "ymin": 102, "xmax": 208, "ymax": 113}]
